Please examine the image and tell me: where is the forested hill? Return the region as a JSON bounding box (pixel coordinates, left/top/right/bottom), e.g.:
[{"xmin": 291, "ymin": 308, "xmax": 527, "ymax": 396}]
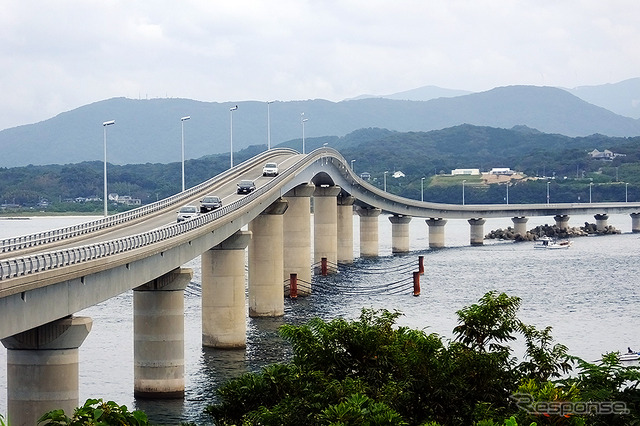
[
  {"xmin": 1, "ymin": 85, "xmax": 639, "ymax": 168},
  {"xmin": 2, "ymin": 125, "xmax": 640, "ymax": 210}
]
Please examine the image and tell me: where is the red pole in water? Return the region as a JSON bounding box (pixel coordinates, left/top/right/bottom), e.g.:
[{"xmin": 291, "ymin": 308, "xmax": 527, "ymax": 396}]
[
  {"xmin": 290, "ymin": 273, "xmax": 298, "ymax": 299},
  {"xmin": 418, "ymin": 255, "xmax": 424, "ymax": 275},
  {"xmin": 413, "ymin": 271, "xmax": 421, "ymax": 297},
  {"xmin": 321, "ymin": 257, "xmax": 328, "ymax": 276}
]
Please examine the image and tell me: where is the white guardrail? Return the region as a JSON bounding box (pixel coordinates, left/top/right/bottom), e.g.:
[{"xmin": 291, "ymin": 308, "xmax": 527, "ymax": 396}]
[{"xmin": 0, "ymin": 147, "xmax": 329, "ymax": 282}]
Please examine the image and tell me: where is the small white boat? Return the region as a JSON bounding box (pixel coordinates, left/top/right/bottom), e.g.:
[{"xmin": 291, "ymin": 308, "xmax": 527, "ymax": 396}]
[
  {"xmin": 619, "ymin": 352, "xmax": 640, "ymax": 362},
  {"xmin": 534, "ymin": 236, "xmax": 572, "ymax": 249}
]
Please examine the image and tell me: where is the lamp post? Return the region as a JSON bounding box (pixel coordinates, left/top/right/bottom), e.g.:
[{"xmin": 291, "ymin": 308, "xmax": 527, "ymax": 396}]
[
  {"xmin": 546, "ymin": 181, "xmax": 550, "ymax": 205},
  {"xmin": 180, "ymin": 116, "xmax": 190, "ymax": 192},
  {"xmin": 589, "ymin": 181, "xmax": 593, "ymax": 203},
  {"xmin": 626, "ymin": 182, "xmax": 629, "ymax": 202},
  {"xmin": 506, "ymin": 182, "xmax": 509, "ymax": 205},
  {"xmin": 384, "ymin": 171, "xmax": 388, "ymax": 192},
  {"xmin": 301, "ymin": 113, "xmax": 308, "ymax": 154},
  {"xmin": 462, "ymin": 180, "xmax": 466, "ymax": 205},
  {"xmin": 229, "ymin": 105, "xmax": 238, "ymax": 168},
  {"xmin": 102, "ymin": 120, "xmax": 115, "ymax": 217},
  {"xmin": 421, "ymin": 177, "xmax": 425, "ymax": 202},
  {"xmin": 267, "ymin": 101, "xmax": 274, "ymax": 150},
  {"xmin": 351, "ymin": 159, "xmax": 356, "ymax": 171}
]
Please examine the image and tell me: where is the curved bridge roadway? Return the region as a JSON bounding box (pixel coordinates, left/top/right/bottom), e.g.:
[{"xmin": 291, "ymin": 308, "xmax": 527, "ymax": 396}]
[{"xmin": 2, "ymin": 146, "xmax": 640, "ymax": 339}]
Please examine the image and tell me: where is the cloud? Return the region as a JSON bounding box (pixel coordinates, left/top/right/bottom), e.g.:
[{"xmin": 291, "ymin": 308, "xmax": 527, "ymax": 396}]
[{"xmin": 0, "ymin": 0, "xmax": 638, "ymax": 130}]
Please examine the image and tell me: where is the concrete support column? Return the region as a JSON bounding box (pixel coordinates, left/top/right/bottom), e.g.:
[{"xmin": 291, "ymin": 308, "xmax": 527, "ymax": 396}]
[
  {"xmin": 468, "ymin": 218, "xmax": 486, "ymax": 246},
  {"xmin": 389, "ymin": 215, "xmax": 412, "ymax": 253},
  {"xmin": 283, "ymin": 184, "xmax": 315, "ymax": 296},
  {"xmin": 511, "ymin": 217, "xmax": 529, "ymax": 236},
  {"xmin": 134, "ymin": 268, "xmax": 192, "ymax": 398},
  {"xmin": 357, "ymin": 207, "xmax": 382, "ymax": 257},
  {"xmin": 594, "ymin": 214, "xmax": 609, "ymax": 231},
  {"xmin": 337, "ymin": 195, "xmax": 356, "ymax": 264},
  {"xmin": 248, "ymin": 199, "xmax": 288, "ymax": 317},
  {"xmin": 202, "ymin": 230, "xmax": 251, "ymax": 348},
  {"xmin": 425, "ymin": 218, "xmax": 448, "ymax": 248},
  {"xmin": 314, "ymin": 186, "xmax": 341, "ymax": 274},
  {"xmin": 554, "ymin": 214, "xmax": 570, "ymax": 230},
  {"xmin": 2, "ymin": 316, "xmax": 92, "ymax": 426},
  {"xmin": 631, "ymin": 213, "xmax": 640, "ymax": 233}
]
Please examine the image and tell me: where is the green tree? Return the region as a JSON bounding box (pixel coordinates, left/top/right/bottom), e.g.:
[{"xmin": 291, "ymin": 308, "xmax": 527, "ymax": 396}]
[{"xmin": 38, "ymin": 399, "xmax": 148, "ymax": 426}]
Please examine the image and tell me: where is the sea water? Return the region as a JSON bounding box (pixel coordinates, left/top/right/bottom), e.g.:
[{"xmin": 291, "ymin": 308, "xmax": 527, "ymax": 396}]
[{"xmin": 0, "ymin": 214, "xmax": 639, "ymax": 424}]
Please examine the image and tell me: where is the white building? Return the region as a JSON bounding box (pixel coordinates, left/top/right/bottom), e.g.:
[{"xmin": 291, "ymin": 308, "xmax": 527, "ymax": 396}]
[
  {"xmin": 451, "ymin": 168, "xmax": 480, "ymax": 176},
  {"xmin": 488, "ymin": 167, "xmax": 514, "ymax": 175}
]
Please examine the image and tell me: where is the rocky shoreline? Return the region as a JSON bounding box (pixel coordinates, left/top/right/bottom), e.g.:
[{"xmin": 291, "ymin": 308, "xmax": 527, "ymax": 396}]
[{"xmin": 485, "ymin": 222, "xmax": 621, "ymax": 242}]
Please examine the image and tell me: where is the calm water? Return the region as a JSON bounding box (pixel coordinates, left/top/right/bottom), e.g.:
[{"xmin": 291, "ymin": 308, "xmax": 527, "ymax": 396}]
[{"xmin": 1, "ymin": 214, "xmax": 639, "ymax": 424}]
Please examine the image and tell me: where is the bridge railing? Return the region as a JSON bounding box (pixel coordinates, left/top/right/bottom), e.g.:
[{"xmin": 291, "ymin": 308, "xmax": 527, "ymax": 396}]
[{"xmin": 0, "ymin": 148, "xmax": 298, "ymax": 255}]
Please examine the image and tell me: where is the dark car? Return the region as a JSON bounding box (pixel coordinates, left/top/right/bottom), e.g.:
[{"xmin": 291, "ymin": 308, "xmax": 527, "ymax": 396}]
[
  {"xmin": 237, "ymin": 180, "xmax": 256, "ymax": 194},
  {"xmin": 200, "ymin": 195, "xmax": 222, "ymax": 213}
]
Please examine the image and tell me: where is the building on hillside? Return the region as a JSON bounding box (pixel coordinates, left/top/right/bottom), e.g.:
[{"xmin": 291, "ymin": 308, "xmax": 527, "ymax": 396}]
[
  {"xmin": 108, "ymin": 193, "xmax": 142, "ymax": 206},
  {"xmin": 488, "ymin": 167, "xmax": 515, "ymax": 175},
  {"xmin": 589, "ymin": 149, "xmax": 626, "ymax": 160},
  {"xmin": 392, "ymin": 171, "xmax": 405, "ymax": 178},
  {"xmin": 451, "ymin": 168, "xmax": 480, "ymax": 176}
]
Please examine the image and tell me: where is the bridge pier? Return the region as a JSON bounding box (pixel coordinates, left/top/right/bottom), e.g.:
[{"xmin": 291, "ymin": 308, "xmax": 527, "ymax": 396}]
[
  {"xmin": 425, "ymin": 218, "xmax": 447, "ymax": 248},
  {"xmin": 511, "ymin": 217, "xmax": 529, "ymax": 236},
  {"xmin": 337, "ymin": 194, "xmax": 356, "ymax": 264},
  {"xmin": 2, "ymin": 316, "xmax": 92, "ymax": 426},
  {"xmin": 389, "ymin": 215, "xmax": 412, "ymax": 253},
  {"xmin": 249, "ymin": 199, "xmax": 288, "ymax": 317},
  {"xmin": 202, "ymin": 230, "xmax": 251, "ymax": 348},
  {"xmin": 594, "ymin": 214, "xmax": 609, "ymax": 231},
  {"xmin": 357, "ymin": 207, "xmax": 382, "ymax": 257},
  {"xmin": 314, "ymin": 186, "xmax": 341, "ymax": 274},
  {"xmin": 554, "ymin": 214, "xmax": 570, "ymax": 230},
  {"xmin": 631, "ymin": 213, "xmax": 640, "ymax": 233},
  {"xmin": 468, "ymin": 218, "xmax": 486, "ymax": 246},
  {"xmin": 283, "ymin": 184, "xmax": 315, "ymax": 296},
  {"xmin": 133, "ymin": 268, "xmax": 192, "ymax": 399}
]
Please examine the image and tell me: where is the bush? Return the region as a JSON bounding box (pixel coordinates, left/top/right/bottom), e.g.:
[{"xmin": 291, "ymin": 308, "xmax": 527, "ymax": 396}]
[{"xmin": 38, "ymin": 399, "xmax": 148, "ymax": 426}]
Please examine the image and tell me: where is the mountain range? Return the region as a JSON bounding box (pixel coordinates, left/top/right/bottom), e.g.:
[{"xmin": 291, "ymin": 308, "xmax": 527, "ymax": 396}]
[{"xmin": 0, "ymin": 79, "xmax": 638, "ymax": 168}]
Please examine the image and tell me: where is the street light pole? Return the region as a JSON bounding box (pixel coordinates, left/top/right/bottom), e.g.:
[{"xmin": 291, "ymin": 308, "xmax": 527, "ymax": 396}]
[
  {"xmin": 301, "ymin": 113, "xmax": 308, "ymax": 154},
  {"xmin": 462, "ymin": 180, "xmax": 466, "ymax": 205},
  {"xmin": 102, "ymin": 120, "xmax": 115, "ymax": 217},
  {"xmin": 180, "ymin": 116, "xmax": 190, "ymax": 192},
  {"xmin": 421, "ymin": 177, "xmax": 425, "ymax": 202},
  {"xmin": 546, "ymin": 181, "xmax": 550, "ymax": 205},
  {"xmin": 267, "ymin": 101, "xmax": 274, "ymax": 150},
  {"xmin": 351, "ymin": 159, "xmax": 356, "ymax": 171},
  {"xmin": 506, "ymin": 182, "xmax": 509, "ymax": 205},
  {"xmin": 589, "ymin": 181, "xmax": 593, "ymax": 203},
  {"xmin": 626, "ymin": 183, "xmax": 629, "ymax": 202},
  {"xmin": 384, "ymin": 171, "xmax": 388, "ymax": 192},
  {"xmin": 229, "ymin": 105, "xmax": 238, "ymax": 168}
]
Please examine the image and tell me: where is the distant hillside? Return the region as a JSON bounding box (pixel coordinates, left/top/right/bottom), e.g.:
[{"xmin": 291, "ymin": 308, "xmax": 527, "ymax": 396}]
[
  {"xmin": 2, "ymin": 125, "xmax": 640, "ymax": 208},
  {"xmin": 347, "ymin": 85, "xmax": 471, "ymax": 101},
  {"xmin": 1, "ymin": 85, "xmax": 639, "ymax": 168},
  {"xmin": 333, "ymin": 125, "xmax": 640, "ymax": 180},
  {"xmin": 566, "ymin": 78, "xmax": 640, "ymax": 119}
]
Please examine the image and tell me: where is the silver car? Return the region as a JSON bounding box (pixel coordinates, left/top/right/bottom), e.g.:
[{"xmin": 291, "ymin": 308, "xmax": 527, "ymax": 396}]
[{"xmin": 176, "ymin": 205, "xmax": 199, "ymax": 222}]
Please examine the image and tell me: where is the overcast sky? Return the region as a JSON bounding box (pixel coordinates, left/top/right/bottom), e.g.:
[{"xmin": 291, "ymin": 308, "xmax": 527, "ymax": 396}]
[{"xmin": 1, "ymin": 1, "xmax": 638, "ymax": 131}]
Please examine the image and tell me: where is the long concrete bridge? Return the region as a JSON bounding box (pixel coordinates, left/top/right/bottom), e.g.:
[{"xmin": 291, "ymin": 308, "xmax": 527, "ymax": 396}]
[{"xmin": 2, "ymin": 147, "xmax": 639, "ymax": 424}]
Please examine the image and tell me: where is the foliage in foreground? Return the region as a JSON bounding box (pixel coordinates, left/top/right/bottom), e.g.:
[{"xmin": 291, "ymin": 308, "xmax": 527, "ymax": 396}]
[
  {"xmin": 206, "ymin": 291, "xmax": 640, "ymax": 426},
  {"xmin": 38, "ymin": 398, "xmax": 148, "ymax": 426}
]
